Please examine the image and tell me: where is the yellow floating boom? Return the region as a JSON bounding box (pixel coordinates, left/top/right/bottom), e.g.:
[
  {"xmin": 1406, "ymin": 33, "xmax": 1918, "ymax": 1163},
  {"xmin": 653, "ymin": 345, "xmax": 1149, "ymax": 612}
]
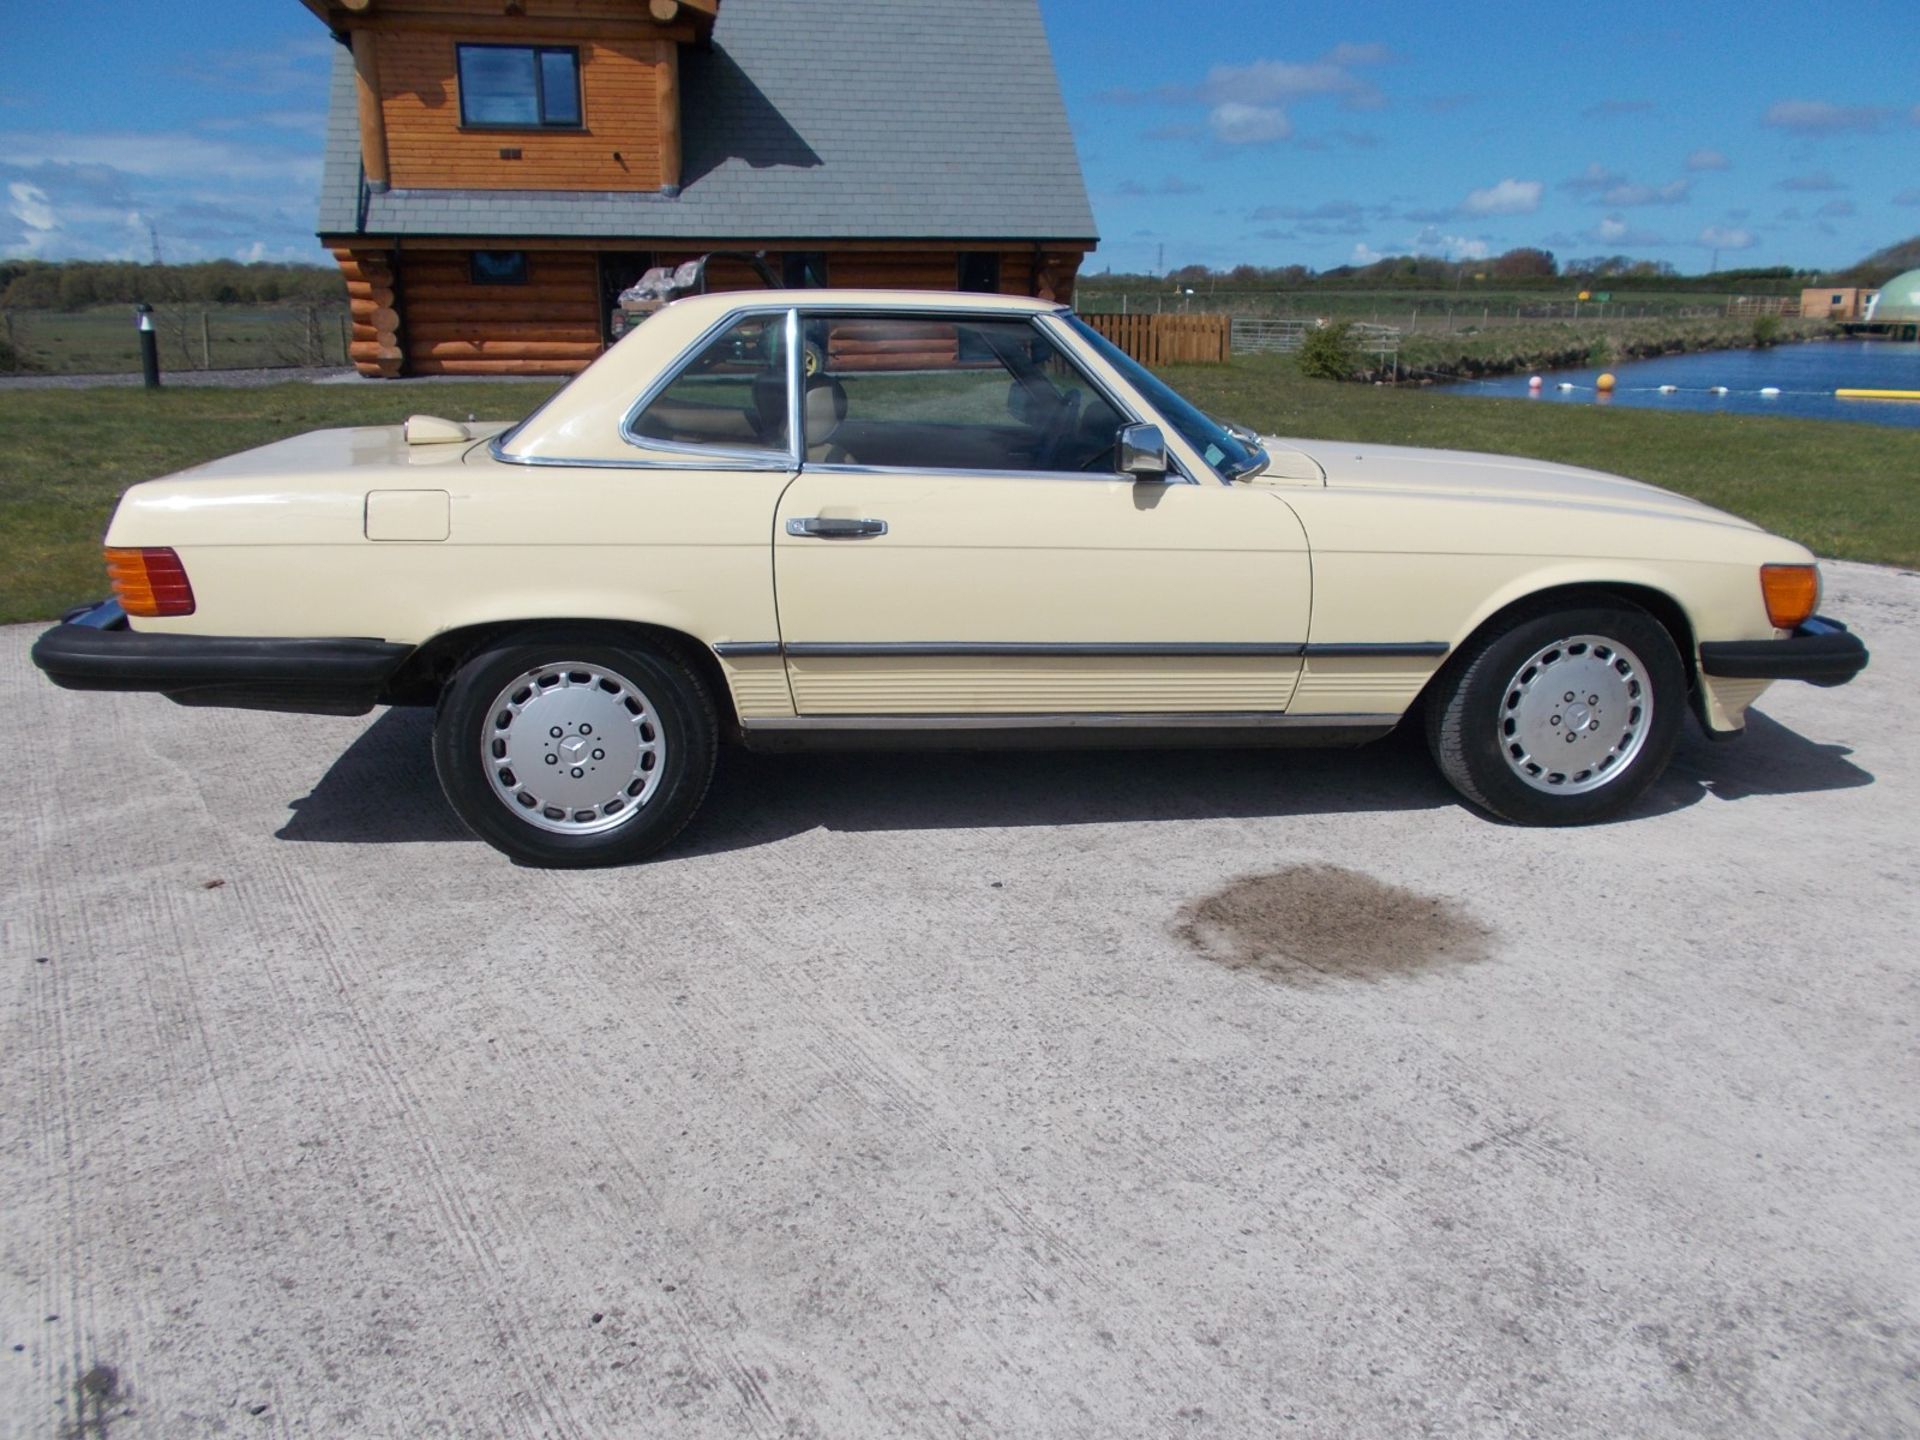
[{"xmin": 1835, "ymin": 388, "xmax": 1920, "ymax": 400}]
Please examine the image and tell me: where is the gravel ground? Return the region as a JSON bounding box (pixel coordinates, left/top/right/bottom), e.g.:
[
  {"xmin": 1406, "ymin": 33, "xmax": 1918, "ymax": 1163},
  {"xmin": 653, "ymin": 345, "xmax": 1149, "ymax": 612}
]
[{"xmin": 2, "ymin": 561, "xmax": 1916, "ymax": 1438}]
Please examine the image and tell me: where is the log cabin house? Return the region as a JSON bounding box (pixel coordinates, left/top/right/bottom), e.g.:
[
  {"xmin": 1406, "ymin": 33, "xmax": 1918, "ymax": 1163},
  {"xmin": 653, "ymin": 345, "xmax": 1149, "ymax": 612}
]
[{"xmin": 303, "ymin": 0, "xmax": 1098, "ymax": 377}]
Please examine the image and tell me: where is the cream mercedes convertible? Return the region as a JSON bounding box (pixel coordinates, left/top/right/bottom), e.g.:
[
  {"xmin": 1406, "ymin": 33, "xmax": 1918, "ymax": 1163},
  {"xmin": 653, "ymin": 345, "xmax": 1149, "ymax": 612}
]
[{"xmin": 33, "ymin": 290, "xmax": 1868, "ymax": 866}]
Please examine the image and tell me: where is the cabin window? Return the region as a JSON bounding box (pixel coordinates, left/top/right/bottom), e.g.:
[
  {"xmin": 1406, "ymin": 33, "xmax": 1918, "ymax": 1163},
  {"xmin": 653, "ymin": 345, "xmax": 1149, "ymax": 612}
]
[
  {"xmin": 470, "ymin": 251, "xmax": 530, "ymax": 286},
  {"xmin": 957, "ymin": 252, "xmax": 1002, "ymax": 293},
  {"xmin": 782, "ymin": 253, "xmax": 829, "ymax": 289},
  {"xmin": 457, "ymin": 44, "xmax": 583, "ymax": 129}
]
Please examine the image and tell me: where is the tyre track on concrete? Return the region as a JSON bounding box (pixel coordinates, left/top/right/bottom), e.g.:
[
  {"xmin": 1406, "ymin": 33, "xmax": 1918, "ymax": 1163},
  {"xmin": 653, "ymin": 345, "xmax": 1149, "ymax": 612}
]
[
  {"xmin": 559, "ymin": 860, "xmax": 1239, "ymax": 1435},
  {"xmin": 270, "ymin": 863, "xmax": 584, "ymax": 1440}
]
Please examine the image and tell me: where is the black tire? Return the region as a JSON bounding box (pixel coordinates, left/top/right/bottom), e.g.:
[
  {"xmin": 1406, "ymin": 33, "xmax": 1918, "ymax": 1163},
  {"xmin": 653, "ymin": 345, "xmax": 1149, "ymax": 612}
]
[
  {"xmin": 432, "ymin": 631, "xmax": 717, "ymax": 867},
  {"xmin": 1425, "ymin": 602, "xmax": 1686, "ymax": 826}
]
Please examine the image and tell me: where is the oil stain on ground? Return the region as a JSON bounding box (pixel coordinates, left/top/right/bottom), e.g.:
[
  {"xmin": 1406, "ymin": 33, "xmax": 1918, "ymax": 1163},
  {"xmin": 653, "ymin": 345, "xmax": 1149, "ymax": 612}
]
[{"xmin": 1175, "ymin": 864, "xmax": 1492, "ymax": 984}]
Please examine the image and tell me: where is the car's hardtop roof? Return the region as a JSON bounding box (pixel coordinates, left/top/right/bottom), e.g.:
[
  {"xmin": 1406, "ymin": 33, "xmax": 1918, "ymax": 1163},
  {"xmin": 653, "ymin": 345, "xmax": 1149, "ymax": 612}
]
[{"xmin": 659, "ymin": 288, "xmax": 1063, "ymax": 319}]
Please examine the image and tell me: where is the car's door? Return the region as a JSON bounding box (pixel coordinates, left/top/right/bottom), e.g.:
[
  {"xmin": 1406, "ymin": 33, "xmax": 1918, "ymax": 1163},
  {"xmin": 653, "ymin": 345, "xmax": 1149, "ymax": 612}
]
[{"xmin": 772, "ymin": 311, "xmax": 1312, "ymax": 717}]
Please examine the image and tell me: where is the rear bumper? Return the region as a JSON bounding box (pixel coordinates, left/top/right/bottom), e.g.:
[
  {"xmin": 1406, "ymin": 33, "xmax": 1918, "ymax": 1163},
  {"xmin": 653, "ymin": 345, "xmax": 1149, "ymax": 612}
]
[
  {"xmin": 31, "ymin": 599, "xmax": 413, "ymax": 716},
  {"xmin": 1698, "ymin": 615, "xmax": 1868, "ymax": 689}
]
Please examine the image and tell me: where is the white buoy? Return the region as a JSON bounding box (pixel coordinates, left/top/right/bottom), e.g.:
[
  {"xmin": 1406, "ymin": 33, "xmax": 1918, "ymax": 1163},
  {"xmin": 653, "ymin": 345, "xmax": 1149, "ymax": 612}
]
[
  {"xmin": 1709, "ymin": 386, "xmax": 1729, "ymax": 395},
  {"xmin": 1759, "ymin": 387, "xmax": 1781, "ymax": 397},
  {"xmin": 1658, "ymin": 384, "xmax": 1678, "ymax": 394},
  {"xmin": 1557, "ymin": 382, "xmax": 1576, "ymax": 391}
]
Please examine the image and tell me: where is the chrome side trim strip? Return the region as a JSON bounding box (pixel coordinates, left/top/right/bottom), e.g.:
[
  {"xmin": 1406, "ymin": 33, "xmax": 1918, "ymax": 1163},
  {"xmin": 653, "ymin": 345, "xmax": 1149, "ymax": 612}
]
[
  {"xmin": 742, "ymin": 711, "xmax": 1400, "ymax": 732},
  {"xmin": 712, "ymin": 641, "xmax": 782, "ymax": 658},
  {"xmin": 781, "ymin": 640, "xmax": 1307, "ymax": 658},
  {"xmin": 487, "ymin": 437, "xmax": 792, "ymax": 472},
  {"xmin": 1303, "ymin": 642, "xmax": 1450, "ymax": 658}
]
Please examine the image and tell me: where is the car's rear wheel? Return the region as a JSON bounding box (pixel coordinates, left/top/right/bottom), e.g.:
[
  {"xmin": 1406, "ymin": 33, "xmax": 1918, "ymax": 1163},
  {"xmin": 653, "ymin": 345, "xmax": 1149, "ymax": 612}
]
[
  {"xmin": 1425, "ymin": 602, "xmax": 1686, "ymax": 825},
  {"xmin": 432, "ymin": 633, "xmax": 716, "ymax": 867}
]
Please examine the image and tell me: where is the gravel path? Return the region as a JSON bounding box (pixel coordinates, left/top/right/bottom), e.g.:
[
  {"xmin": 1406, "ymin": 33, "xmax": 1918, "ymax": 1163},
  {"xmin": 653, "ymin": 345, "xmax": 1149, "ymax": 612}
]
[{"xmin": 3, "ymin": 561, "xmax": 1916, "ymax": 1438}]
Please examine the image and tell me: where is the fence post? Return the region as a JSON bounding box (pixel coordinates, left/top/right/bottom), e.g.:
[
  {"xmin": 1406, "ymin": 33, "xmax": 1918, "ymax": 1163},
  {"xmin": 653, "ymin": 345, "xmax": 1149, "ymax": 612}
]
[
  {"xmin": 338, "ymin": 309, "xmax": 350, "ymax": 365},
  {"xmin": 304, "ymin": 306, "xmax": 317, "ymax": 365},
  {"xmin": 199, "ymin": 312, "xmax": 211, "ymax": 369}
]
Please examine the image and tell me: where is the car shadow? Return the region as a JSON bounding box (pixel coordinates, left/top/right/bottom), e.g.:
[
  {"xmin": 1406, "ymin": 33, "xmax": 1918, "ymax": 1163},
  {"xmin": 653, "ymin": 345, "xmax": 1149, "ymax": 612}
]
[{"xmin": 275, "ymin": 706, "xmax": 1874, "ymax": 856}]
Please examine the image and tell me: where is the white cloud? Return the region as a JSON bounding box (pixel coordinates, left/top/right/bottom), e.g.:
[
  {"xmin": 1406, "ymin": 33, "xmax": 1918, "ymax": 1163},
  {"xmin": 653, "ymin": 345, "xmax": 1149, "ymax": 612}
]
[
  {"xmin": 1762, "ymin": 99, "xmax": 1891, "ymax": 134},
  {"xmin": 8, "ymin": 180, "xmax": 55, "ymax": 232},
  {"xmin": 1686, "ymin": 148, "xmax": 1730, "ymax": 171},
  {"xmin": 1462, "ymin": 178, "xmax": 1543, "ymax": 216},
  {"xmin": 1697, "ymin": 226, "xmax": 1755, "ymax": 251},
  {"xmin": 1597, "ymin": 215, "xmax": 1629, "ymax": 242},
  {"xmin": 1350, "ymin": 242, "xmax": 1385, "ymax": 265},
  {"xmin": 1209, "ymin": 102, "xmax": 1291, "ymax": 145}
]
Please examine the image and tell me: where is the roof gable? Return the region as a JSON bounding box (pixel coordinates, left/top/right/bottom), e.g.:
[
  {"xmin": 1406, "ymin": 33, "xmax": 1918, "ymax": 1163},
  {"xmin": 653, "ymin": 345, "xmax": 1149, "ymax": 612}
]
[{"xmin": 318, "ymin": 0, "xmax": 1097, "ymax": 243}]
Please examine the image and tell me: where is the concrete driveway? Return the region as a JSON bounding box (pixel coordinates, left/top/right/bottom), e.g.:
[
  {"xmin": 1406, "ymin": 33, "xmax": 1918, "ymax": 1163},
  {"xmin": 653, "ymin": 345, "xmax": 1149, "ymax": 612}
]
[{"xmin": 4, "ymin": 560, "xmax": 1916, "ymax": 1438}]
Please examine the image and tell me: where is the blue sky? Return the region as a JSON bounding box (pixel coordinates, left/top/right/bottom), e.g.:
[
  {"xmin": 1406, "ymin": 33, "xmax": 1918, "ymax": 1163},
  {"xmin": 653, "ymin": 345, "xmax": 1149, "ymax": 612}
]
[{"xmin": 2, "ymin": 0, "xmax": 1915, "ymax": 272}]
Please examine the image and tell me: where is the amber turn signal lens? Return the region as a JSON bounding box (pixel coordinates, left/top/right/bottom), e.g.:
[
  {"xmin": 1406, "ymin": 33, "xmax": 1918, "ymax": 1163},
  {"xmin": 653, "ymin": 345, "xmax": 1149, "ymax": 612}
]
[
  {"xmin": 105, "ymin": 546, "xmax": 196, "ymax": 617},
  {"xmin": 1759, "ymin": 564, "xmax": 1819, "ymax": 631}
]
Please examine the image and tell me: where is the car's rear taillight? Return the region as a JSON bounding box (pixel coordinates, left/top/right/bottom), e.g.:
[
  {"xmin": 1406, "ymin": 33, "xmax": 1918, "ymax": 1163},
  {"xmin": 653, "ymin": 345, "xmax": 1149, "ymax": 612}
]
[
  {"xmin": 105, "ymin": 546, "xmax": 196, "ymax": 617},
  {"xmin": 1759, "ymin": 564, "xmax": 1819, "ymax": 631}
]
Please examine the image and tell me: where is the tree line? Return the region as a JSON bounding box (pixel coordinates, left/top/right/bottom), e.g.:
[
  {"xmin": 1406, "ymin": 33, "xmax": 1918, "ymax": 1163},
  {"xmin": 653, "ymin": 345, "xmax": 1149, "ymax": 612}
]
[{"xmin": 0, "ymin": 259, "xmax": 347, "ymax": 311}]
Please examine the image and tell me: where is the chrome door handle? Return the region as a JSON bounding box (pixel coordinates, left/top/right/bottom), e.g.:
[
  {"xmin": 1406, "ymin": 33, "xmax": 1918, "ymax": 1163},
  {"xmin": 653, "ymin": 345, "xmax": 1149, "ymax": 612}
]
[{"xmin": 786, "ymin": 516, "xmax": 888, "ymax": 538}]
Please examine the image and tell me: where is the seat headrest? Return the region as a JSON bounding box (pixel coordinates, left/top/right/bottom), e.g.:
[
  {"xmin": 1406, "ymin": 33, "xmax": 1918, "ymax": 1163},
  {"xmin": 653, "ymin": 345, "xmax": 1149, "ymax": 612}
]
[{"xmin": 804, "ymin": 375, "xmax": 848, "ymax": 445}]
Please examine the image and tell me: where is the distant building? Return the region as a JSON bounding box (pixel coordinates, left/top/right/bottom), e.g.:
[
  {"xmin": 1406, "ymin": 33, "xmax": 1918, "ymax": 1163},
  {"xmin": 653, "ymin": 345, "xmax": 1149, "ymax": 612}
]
[
  {"xmin": 1862, "ymin": 270, "xmax": 1920, "ymax": 331},
  {"xmin": 1800, "ymin": 286, "xmax": 1878, "ymax": 320}
]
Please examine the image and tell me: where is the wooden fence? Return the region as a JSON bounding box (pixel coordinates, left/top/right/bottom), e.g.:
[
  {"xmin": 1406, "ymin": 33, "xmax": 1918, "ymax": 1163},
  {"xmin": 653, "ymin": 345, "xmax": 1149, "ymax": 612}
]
[{"xmin": 1080, "ymin": 312, "xmax": 1231, "ymax": 365}]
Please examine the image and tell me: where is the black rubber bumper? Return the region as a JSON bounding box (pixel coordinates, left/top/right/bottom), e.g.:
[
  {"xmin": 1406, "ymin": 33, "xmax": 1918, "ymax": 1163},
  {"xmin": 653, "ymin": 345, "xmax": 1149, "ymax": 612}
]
[
  {"xmin": 31, "ymin": 599, "xmax": 414, "ymax": 716},
  {"xmin": 1698, "ymin": 615, "xmax": 1868, "ymax": 689}
]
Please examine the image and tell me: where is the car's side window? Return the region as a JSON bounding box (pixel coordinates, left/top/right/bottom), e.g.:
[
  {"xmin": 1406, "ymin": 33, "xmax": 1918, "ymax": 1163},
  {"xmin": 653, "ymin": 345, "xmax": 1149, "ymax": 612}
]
[
  {"xmin": 798, "ymin": 315, "xmax": 1127, "ymax": 473},
  {"xmin": 628, "ymin": 314, "xmax": 790, "ymax": 456}
]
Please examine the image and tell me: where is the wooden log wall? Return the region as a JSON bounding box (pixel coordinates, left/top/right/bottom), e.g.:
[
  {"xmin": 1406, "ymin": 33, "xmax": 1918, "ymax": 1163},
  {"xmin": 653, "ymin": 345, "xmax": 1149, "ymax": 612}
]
[
  {"xmin": 399, "ymin": 249, "xmax": 602, "ymax": 376},
  {"xmin": 335, "ymin": 247, "xmax": 404, "ymax": 377},
  {"xmin": 324, "ymin": 243, "xmax": 1090, "ymax": 377}
]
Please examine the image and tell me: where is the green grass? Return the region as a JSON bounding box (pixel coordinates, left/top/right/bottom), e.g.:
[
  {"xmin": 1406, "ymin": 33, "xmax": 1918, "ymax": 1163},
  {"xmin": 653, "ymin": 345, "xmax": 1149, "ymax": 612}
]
[
  {"xmin": 1, "ymin": 363, "xmax": 1914, "ymax": 625},
  {"xmin": 1166, "ymin": 355, "xmax": 1920, "ymax": 568},
  {"xmin": 0, "ymin": 382, "xmax": 560, "ymax": 624}
]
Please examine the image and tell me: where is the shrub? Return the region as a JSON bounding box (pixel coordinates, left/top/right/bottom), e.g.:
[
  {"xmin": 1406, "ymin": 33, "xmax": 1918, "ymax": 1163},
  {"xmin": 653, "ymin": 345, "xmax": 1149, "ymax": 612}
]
[
  {"xmin": 1297, "ymin": 321, "xmax": 1363, "ymax": 380},
  {"xmin": 0, "ymin": 334, "xmax": 34, "ymax": 373},
  {"xmin": 1752, "ymin": 314, "xmax": 1781, "ymax": 347}
]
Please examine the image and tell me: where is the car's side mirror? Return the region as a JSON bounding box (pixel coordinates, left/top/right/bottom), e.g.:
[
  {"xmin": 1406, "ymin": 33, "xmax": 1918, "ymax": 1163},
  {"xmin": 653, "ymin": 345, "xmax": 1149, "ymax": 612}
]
[{"xmin": 1117, "ymin": 423, "xmax": 1169, "ymax": 480}]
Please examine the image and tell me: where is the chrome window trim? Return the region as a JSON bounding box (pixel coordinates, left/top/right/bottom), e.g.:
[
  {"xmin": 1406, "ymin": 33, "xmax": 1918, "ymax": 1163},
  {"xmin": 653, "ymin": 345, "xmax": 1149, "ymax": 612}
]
[
  {"xmin": 794, "ymin": 460, "xmax": 1192, "ymax": 485},
  {"xmin": 615, "ymin": 305, "xmax": 801, "ymax": 469},
  {"xmin": 487, "ymin": 436, "xmax": 792, "ymax": 472}
]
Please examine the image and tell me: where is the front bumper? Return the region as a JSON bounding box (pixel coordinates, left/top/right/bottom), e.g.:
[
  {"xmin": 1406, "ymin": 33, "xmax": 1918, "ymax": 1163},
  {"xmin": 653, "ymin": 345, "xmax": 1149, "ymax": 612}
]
[
  {"xmin": 1698, "ymin": 615, "xmax": 1869, "ymax": 689},
  {"xmin": 31, "ymin": 599, "xmax": 413, "ymax": 716}
]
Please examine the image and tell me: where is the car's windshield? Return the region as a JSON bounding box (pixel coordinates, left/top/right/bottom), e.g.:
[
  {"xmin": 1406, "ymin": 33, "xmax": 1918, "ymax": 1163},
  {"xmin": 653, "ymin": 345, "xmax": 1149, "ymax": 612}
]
[{"xmin": 1061, "ymin": 314, "xmax": 1267, "ymax": 480}]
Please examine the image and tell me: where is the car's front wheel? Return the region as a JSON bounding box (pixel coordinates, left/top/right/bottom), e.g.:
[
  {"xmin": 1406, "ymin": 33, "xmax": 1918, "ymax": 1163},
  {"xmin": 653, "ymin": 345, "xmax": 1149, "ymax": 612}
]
[
  {"xmin": 1425, "ymin": 602, "xmax": 1686, "ymax": 825},
  {"xmin": 432, "ymin": 632, "xmax": 716, "ymax": 867}
]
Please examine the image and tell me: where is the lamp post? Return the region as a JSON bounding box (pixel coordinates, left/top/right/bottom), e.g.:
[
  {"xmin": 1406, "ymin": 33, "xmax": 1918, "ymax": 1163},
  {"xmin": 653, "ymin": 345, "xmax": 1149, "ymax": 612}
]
[{"xmin": 134, "ymin": 303, "xmax": 160, "ymax": 389}]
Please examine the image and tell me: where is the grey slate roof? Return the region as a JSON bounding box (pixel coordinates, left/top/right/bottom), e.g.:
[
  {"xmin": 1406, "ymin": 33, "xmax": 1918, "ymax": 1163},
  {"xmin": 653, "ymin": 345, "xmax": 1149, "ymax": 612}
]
[{"xmin": 316, "ymin": 0, "xmax": 1097, "ymax": 244}]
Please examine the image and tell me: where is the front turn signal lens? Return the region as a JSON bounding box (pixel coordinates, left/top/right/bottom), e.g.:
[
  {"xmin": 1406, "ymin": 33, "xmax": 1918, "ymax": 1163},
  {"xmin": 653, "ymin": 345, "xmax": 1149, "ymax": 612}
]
[
  {"xmin": 1760, "ymin": 563, "xmax": 1819, "ymax": 631},
  {"xmin": 105, "ymin": 546, "xmax": 196, "ymax": 617}
]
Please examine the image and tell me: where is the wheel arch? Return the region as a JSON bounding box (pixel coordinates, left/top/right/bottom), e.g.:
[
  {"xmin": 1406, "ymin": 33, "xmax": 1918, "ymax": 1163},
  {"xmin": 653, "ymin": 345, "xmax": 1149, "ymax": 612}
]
[
  {"xmin": 1411, "ymin": 579, "xmax": 1697, "ymax": 720},
  {"xmin": 380, "ymin": 617, "xmax": 739, "ymax": 732}
]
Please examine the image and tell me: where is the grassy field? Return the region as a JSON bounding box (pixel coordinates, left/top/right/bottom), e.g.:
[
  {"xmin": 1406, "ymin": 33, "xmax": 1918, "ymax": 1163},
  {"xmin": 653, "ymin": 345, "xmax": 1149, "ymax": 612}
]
[
  {"xmin": 1, "ymin": 364, "xmax": 1913, "ymax": 625},
  {"xmin": 2, "ymin": 305, "xmax": 354, "ymax": 374}
]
